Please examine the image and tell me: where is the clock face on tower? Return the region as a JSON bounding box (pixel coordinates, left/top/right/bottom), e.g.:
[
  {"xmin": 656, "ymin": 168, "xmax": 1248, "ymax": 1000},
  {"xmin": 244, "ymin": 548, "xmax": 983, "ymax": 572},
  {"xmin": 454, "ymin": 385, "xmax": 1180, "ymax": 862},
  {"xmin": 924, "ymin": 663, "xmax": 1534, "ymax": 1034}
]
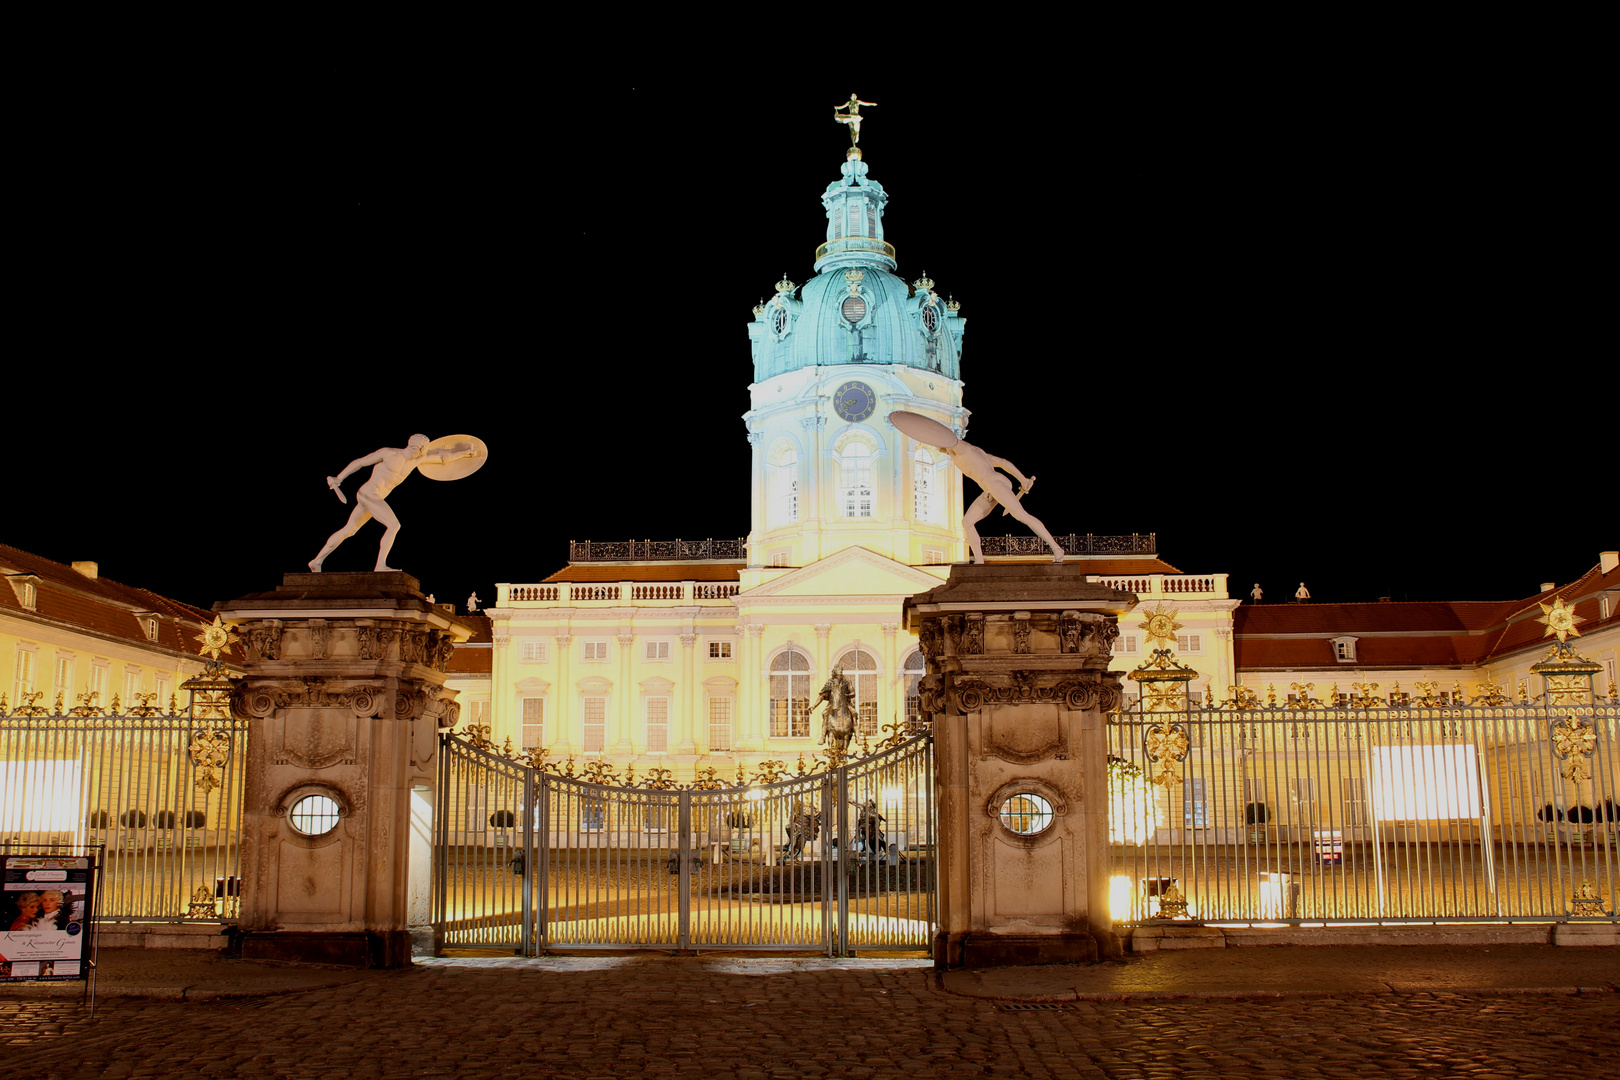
[{"xmin": 833, "ymin": 381, "xmax": 877, "ymax": 422}]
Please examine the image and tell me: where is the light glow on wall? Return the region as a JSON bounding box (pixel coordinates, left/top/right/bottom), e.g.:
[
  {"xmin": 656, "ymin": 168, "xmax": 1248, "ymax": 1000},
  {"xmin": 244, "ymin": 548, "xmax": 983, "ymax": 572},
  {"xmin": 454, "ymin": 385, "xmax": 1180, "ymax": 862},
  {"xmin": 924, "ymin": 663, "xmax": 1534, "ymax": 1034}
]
[
  {"xmin": 0, "ymin": 759, "xmax": 83, "ymax": 833},
  {"xmin": 1109, "ymin": 875, "xmax": 1134, "ymax": 921},
  {"xmin": 1371, "ymin": 744, "xmax": 1482, "ymax": 820}
]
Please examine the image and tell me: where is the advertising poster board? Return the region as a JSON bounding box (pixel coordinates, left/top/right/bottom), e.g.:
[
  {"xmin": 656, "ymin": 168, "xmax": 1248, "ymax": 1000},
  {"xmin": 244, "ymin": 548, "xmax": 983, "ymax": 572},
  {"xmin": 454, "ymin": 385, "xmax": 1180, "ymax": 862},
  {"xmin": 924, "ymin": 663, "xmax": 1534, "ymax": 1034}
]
[{"xmin": 1, "ymin": 853, "xmax": 95, "ymax": 982}]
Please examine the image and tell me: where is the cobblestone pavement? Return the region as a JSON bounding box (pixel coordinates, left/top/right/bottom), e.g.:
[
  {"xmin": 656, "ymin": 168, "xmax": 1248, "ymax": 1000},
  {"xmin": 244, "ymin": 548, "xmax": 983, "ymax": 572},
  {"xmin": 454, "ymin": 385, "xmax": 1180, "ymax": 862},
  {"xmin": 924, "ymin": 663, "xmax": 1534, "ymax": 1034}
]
[{"xmin": 6, "ymin": 956, "xmax": 1619, "ymax": 1079}]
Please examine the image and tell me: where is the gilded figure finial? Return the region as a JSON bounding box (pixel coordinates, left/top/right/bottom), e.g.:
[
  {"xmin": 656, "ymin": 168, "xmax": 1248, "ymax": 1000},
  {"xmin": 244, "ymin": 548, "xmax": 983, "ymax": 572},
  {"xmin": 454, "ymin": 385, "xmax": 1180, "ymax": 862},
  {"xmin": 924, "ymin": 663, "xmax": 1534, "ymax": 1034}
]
[{"xmin": 834, "ymin": 93, "xmax": 877, "ymax": 148}]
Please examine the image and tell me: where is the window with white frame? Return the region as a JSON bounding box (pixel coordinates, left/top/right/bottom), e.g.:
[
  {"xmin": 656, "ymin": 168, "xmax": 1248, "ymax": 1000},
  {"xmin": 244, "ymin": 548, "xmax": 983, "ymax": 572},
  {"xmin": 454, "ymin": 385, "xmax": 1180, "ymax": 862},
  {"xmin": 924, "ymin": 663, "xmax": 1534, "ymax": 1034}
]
[
  {"xmin": 154, "ymin": 674, "xmax": 170, "ymax": 711},
  {"xmin": 839, "ymin": 442, "xmax": 873, "ymax": 518},
  {"xmin": 89, "ymin": 661, "xmax": 108, "ymax": 707},
  {"xmin": 582, "ymin": 640, "xmax": 609, "ymax": 662},
  {"xmin": 17, "ymin": 581, "xmax": 37, "ymax": 609},
  {"xmin": 770, "ymin": 648, "xmax": 812, "ymax": 737},
  {"xmin": 1330, "ymin": 636, "xmax": 1358, "ymax": 663},
  {"xmin": 708, "ymin": 697, "xmax": 732, "ymax": 751},
  {"xmin": 122, "ymin": 668, "xmax": 141, "ymax": 708},
  {"xmin": 582, "ymin": 696, "xmax": 606, "ymax": 752},
  {"xmin": 1176, "ymin": 633, "xmax": 1202, "ymax": 654},
  {"xmin": 923, "ymin": 548, "xmax": 944, "ymax": 564},
  {"xmin": 144, "ymin": 617, "xmax": 159, "ymax": 642},
  {"xmin": 54, "ymin": 656, "xmax": 74, "ymax": 701},
  {"xmin": 1289, "ymin": 777, "xmax": 1318, "ymax": 821},
  {"xmin": 1113, "ymin": 635, "xmax": 1138, "ymax": 655},
  {"xmin": 902, "ymin": 650, "xmax": 925, "ymax": 728},
  {"xmin": 521, "ymin": 639, "xmax": 549, "ymax": 663},
  {"xmin": 520, "ymin": 697, "xmax": 545, "ymax": 749},
  {"xmin": 770, "ymin": 550, "xmax": 790, "ymax": 568},
  {"xmin": 841, "ymin": 648, "xmax": 880, "ymax": 736},
  {"xmin": 644, "ymin": 640, "xmax": 671, "ymax": 662},
  {"xmin": 13, "ymin": 646, "xmax": 38, "ymax": 705},
  {"xmin": 708, "ymin": 640, "xmax": 732, "ymax": 660},
  {"xmin": 645, "ymin": 697, "xmax": 669, "ymax": 753},
  {"xmin": 1343, "ymin": 775, "xmax": 1368, "ymax": 826},
  {"xmin": 470, "ymin": 700, "xmax": 491, "ymax": 728}
]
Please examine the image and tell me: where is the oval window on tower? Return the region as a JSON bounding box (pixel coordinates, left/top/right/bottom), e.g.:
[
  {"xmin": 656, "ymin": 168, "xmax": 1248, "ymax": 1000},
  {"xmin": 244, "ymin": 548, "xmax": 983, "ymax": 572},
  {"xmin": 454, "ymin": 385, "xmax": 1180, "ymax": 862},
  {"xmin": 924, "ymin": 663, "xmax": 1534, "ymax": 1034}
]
[
  {"xmin": 772, "ymin": 307, "xmax": 790, "ymax": 335},
  {"xmin": 841, "ymin": 296, "xmax": 867, "ymax": 324},
  {"xmin": 921, "ymin": 305, "xmax": 939, "ymax": 333}
]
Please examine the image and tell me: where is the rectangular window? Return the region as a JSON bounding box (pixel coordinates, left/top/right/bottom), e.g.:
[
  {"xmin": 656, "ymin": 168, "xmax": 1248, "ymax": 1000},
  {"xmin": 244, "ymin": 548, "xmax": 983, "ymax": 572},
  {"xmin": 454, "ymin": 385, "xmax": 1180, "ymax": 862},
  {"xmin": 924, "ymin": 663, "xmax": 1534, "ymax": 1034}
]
[
  {"xmin": 708, "ymin": 641, "xmax": 732, "ymax": 659},
  {"xmin": 89, "ymin": 662, "xmax": 107, "ymax": 705},
  {"xmin": 924, "ymin": 548, "xmax": 944, "ymax": 564},
  {"xmin": 521, "ymin": 640, "xmax": 549, "ymax": 662},
  {"xmin": 122, "ymin": 669, "xmax": 141, "ymax": 708},
  {"xmin": 583, "ymin": 696, "xmax": 606, "ymax": 752},
  {"xmin": 579, "ymin": 796, "xmax": 605, "ymax": 832},
  {"xmin": 1244, "ymin": 778, "xmax": 1266, "ymax": 806},
  {"xmin": 466, "ymin": 785, "xmax": 487, "ymax": 832},
  {"xmin": 1343, "ymin": 775, "xmax": 1368, "ymax": 827},
  {"xmin": 770, "ymin": 551, "xmax": 790, "ymax": 567},
  {"xmin": 708, "ymin": 698, "xmax": 732, "ymax": 751},
  {"xmin": 1289, "ymin": 777, "xmax": 1317, "ymax": 821},
  {"xmin": 471, "ymin": 700, "xmax": 491, "ymax": 727},
  {"xmin": 1182, "ymin": 776, "xmax": 1207, "ymax": 828},
  {"xmin": 1334, "ymin": 641, "xmax": 1353, "ymax": 661},
  {"xmin": 54, "ymin": 657, "xmax": 74, "ymax": 700},
  {"xmin": 154, "ymin": 674, "xmax": 170, "ymax": 711},
  {"xmin": 772, "ymin": 696, "xmax": 810, "ymax": 738},
  {"xmin": 645, "ymin": 698, "xmax": 668, "ymax": 753},
  {"xmin": 14, "ymin": 648, "xmax": 37, "ymax": 704},
  {"xmin": 1176, "ymin": 634, "xmax": 1202, "ymax": 654},
  {"xmin": 644, "ymin": 641, "xmax": 670, "ymax": 661},
  {"xmin": 858, "ymin": 701, "xmax": 878, "ymax": 737},
  {"xmin": 521, "ymin": 698, "xmax": 545, "ymax": 749},
  {"xmin": 1113, "ymin": 635, "xmax": 1138, "ymax": 654},
  {"xmin": 906, "ymin": 692, "xmax": 921, "ymax": 727},
  {"xmin": 144, "ymin": 618, "xmax": 159, "ymax": 642},
  {"xmin": 18, "ymin": 582, "xmax": 37, "ymax": 609},
  {"xmin": 583, "ymin": 640, "xmax": 609, "ymax": 661}
]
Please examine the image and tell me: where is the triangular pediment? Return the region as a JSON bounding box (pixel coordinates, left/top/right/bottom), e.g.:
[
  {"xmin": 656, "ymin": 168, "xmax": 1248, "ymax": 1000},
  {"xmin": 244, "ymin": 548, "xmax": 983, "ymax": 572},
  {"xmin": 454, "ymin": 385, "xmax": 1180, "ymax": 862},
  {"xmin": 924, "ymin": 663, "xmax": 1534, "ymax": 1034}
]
[{"xmin": 738, "ymin": 547, "xmax": 946, "ymax": 601}]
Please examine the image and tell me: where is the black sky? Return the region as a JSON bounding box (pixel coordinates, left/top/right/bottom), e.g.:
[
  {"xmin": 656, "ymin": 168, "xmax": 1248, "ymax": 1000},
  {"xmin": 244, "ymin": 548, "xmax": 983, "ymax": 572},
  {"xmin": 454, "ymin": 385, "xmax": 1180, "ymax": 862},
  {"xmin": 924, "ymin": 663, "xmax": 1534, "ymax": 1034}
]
[{"xmin": 14, "ymin": 63, "xmax": 1610, "ymax": 613}]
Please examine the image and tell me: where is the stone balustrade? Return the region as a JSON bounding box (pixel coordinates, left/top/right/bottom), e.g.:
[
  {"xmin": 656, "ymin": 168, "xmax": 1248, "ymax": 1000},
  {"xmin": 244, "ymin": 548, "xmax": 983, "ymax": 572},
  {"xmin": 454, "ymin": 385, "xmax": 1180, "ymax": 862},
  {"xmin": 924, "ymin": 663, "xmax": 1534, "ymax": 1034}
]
[
  {"xmin": 498, "ymin": 581, "xmax": 742, "ymax": 605},
  {"xmin": 1090, "ymin": 573, "xmax": 1228, "ymax": 599}
]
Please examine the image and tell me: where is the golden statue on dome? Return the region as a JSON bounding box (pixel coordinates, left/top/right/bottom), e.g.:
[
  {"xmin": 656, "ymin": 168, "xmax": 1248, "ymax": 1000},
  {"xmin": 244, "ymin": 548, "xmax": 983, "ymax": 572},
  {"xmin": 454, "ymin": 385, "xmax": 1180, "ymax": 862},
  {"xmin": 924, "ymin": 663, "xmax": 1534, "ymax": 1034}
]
[{"xmin": 834, "ymin": 93, "xmax": 877, "ymax": 148}]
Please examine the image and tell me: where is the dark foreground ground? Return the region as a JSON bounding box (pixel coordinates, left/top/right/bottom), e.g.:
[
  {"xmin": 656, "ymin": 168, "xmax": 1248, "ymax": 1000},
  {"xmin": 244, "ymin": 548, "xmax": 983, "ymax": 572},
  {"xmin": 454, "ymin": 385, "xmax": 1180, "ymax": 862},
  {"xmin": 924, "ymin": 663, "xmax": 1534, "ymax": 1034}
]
[{"xmin": 4, "ymin": 946, "xmax": 1619, "ymax": 1079}]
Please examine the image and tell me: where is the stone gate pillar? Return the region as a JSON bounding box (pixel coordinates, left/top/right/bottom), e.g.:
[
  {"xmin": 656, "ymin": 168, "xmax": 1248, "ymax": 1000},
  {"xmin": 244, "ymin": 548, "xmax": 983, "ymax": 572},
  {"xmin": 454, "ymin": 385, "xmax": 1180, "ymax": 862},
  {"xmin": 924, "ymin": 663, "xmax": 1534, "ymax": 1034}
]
[
  {"xmin": 217, "ymin": 572, "xmax": 471, "ymax": 967},
  {"xmin": 904, "ymin": 564, "xmax": 1135, "ymax": 969}
]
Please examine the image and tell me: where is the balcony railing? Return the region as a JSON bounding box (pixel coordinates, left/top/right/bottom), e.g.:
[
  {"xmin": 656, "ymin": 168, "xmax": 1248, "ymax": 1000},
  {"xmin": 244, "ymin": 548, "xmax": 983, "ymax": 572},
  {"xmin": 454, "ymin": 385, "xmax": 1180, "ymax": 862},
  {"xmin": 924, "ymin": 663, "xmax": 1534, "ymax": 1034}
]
[
  {"xmin": 981, "ymin": 533, "xmax": 1157, "ymax": 557},
  {"xmin": 1093, "ymin": 573, "xmax": 1228, "ymax": 599},
  {"xmin": 814, "ymin": 237, "xmax": 897, "ymax": 264},
  {"xmin": 500, "ymin": 581, "xmax": 741, "ymax": 605},
  {"xmin": 569, "ymin": 539, "xmax": 746, "ymax": 562}
]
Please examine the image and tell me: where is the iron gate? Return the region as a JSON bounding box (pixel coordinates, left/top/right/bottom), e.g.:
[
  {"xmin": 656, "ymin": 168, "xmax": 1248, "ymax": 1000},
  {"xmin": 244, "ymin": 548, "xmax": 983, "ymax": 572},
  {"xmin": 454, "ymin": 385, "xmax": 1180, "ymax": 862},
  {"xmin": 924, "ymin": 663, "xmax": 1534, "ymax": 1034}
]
[{"xmin": 433, "ymin": 734, "xmax": 935, "ymax": 955}]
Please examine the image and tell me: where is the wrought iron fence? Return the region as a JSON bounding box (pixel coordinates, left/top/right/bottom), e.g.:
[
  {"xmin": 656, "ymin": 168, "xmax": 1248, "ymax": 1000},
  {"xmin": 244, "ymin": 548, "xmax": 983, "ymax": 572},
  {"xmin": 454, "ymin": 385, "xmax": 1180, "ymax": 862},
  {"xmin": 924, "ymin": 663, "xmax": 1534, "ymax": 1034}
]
[
  {"xmin": 980, "ymin": 533, "xmax": 1157, "ymax": 557},
  {"xmin": 434, "ymin": 733, "xmax": 935, "ymax": 955},
  {"xmin": 568, "ymin": 539, "xmax": 747, "ymax": 562},
  {"xmin": 0, "ymin": 679, "xmax": 247, "ymax": 922},
  {"xmin": 1107, "ymin": 674, "xmax": 1619, "ymax": 926}
]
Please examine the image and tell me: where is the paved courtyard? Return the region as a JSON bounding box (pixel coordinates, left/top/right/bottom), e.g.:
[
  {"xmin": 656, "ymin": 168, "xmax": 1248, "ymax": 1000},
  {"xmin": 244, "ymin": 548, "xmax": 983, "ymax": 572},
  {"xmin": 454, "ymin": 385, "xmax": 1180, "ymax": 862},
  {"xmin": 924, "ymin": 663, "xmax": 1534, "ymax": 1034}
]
[{"xmin": 6, "ymin": 953, "xmax": 1620, "ymax": 1079}]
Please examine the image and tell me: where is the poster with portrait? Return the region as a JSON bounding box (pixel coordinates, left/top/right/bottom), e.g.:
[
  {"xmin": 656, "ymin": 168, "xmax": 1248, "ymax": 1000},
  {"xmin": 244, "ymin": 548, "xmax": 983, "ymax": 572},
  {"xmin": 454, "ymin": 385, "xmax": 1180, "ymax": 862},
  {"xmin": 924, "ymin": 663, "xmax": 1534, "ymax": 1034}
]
[{"xmin": 1, "ymin": 854, "xmax": 94, "ymax": 982}]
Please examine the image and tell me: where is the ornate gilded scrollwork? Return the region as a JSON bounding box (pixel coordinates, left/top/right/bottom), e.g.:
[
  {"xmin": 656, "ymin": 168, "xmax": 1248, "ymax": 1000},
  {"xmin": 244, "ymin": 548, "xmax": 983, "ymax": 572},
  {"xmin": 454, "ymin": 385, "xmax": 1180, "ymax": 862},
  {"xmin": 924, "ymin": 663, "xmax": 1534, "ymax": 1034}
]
[
  {"xmin": 641, "ymin": 767, "xmax": 676, "ymax": 791},
  {"xmin": 1144, "ymin": 722, "xmax": 1191, "ymax": 788},
  {"xmin": 750, "ymin": 760, "xmax": 790, "ymax": 785},
  {"xmin": 1570, "ymin": 880, "xmax": 1610, "ymax": 917},
  {"xmin": 1550, "ymin": 714, "xmax": 1597, "ymax": 783},
  {"xmin": 1472, "ymin": 680, "xmax": 1510, "ymax": 706},
  {"xmin": 581, "ymin": 759, "xmax": 620, "ymax": 786}
]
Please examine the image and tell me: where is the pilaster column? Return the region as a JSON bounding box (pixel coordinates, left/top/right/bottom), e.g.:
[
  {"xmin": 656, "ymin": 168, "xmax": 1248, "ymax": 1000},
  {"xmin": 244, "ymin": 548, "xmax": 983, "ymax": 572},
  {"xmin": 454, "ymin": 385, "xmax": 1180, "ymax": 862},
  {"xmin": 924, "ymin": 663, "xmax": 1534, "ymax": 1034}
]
[
  {"xmin": 554, "ymin": 634, "xmax": 572, "ymax": 751},
  {"xmin": 491, "ymin": 631, "xmax": 511, "ymax": 743},
  {"xmin": 679, "ymin": 633, "xmax": 698, "ymax": 752},
  {"xmin": 1214, "ymin": 628, "xmax": 1233, "ymax": 702},
  {"xmin": 614, "ymin": 633, "xmax": 636, "ymax": 754},
  {"xmin": 881, "ymin": 622, "xmax": 898, "ymax": 727},
  {"xmin": 801, "ymin": 414, "xmax": 826, "ymax": 562},
  {"xmin": 747, "ymin": 431, "xmax": 765, "ymax": 564},
  {"xmin": 813, "ymin": 623, "xmax": 832, "ymax": 681},
  {"xmin": 737, "ymin": 624, "xmax": 766, "ymax": 751}
]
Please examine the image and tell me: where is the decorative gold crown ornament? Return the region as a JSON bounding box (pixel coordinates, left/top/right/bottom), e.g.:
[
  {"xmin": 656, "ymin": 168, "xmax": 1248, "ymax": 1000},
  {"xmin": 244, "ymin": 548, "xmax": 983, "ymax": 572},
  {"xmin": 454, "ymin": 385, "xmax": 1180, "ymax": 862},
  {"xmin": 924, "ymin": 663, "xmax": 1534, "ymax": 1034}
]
[
  {"xmin": 946, "ymin": 295, "xmax": 961, "ymax": 311},
  {"xmin": 912, "ymin": 272, "xmax": 935, "ymax": 291},
  {"xmin": 775, "ymin": 274, "xmax": 796, "ymax": 296}
]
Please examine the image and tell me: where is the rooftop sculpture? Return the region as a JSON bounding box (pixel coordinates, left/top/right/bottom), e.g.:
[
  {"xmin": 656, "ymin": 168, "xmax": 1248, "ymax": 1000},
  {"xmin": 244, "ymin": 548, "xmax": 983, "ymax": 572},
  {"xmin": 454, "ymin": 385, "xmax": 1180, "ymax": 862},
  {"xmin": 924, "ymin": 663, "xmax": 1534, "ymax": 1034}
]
[{"xmin": 309, "ymin": 434, "xmax": 487, "ymax": 573}]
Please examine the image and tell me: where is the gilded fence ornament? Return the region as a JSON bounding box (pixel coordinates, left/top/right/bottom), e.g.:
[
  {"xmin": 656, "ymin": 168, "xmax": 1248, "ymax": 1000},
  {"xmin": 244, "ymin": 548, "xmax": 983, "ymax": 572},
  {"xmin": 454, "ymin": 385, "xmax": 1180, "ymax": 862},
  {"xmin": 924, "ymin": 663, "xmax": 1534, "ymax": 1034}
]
[
  {"xmin": 581, "ymin": 760, "xmax": 620, "ymax": 786},
  {"xmin": 1517, "ymin": 679, "xmax": 1530, "ymax": 703},
  {"xmin": 642, "ymin": 767, "xmax": 676, "ymax": 791},
  {"xmin": 462, "ymin": 724, "xmax": 493, "ymax": 750},
  {"xmin": 623, "ymin": 763, "xmax": 637, "ymax": 787},
  {"xmin": 1571, "ymin": 880, "xmax": 1610, "ymax": 918},
  {"xmin": 127, "ymin": 692, "xmax": 161, "ymax": 718},
  {"xmin": 187, "ymin": 886, "xmax": 217, "ymax": 920},
  {"xmin": 1349, "ymin": 682, "xmax": 1382, "ymax": 709},
  {"xmin": 736, "ymin": 762, "xmax": 749, "ymax": 786},
  {"xmin": 1473, "ymin": 681, "xmax": 1510, "ymax": 707},
  {"xmin": 189, "ymin": 727, "xmax": 233, "ymax": 793},
  {"xmin": 1550, "ymin": 714, "xmax": 1597, "ymax": 783},
  {"xmin": 1289, "ymin": 683, "xmax": 1321, "ymax": 709},
  {"xmin": 1157, "ymin": 884, "xmax": 1189, "ymax": 919},
  {"xmin": 1413, "ymin": 681, "xmax": 1443, "ymax": 707},
  {"xmin": 1224, "ymin": 685, "xmax": 1259, "ymax": 710},
  {"xmin": 1537, "ymin": 595, "xmax": 1584, "ymax": 643},
  {"xmin": 69, "ymin": 691, "xmax": 105, "ymax": 718},
  {"xmin": 13, "ymin": 690, "xmax": 49, "ymax": 719},
  {"xmin": 517, "ymin": 746, "xmax": 550, "ymax": 771},
  {"xmin": 751, "ymin": 760, "xmax": 790, "ymax": 785},
  {"xmin": 1266, "ymin": 685, "xmax": 1277, "ymax": 707},
  {"xmin": 1144, "ymin": 723, "xmax": 1190, "ymax": 788},
  {"xmin": 689, "ymin": 767, "xmax": 727, "ymax": 791}
]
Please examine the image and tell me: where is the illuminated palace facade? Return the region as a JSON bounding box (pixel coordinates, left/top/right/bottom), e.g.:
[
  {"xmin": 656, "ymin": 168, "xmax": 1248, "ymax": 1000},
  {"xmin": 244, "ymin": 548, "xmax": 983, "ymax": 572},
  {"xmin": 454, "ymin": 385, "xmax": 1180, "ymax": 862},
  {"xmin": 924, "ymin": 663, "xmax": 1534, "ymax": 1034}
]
[{"xmin": 448, "ymin": 145, "xmax": 1620, "ymax": 778}]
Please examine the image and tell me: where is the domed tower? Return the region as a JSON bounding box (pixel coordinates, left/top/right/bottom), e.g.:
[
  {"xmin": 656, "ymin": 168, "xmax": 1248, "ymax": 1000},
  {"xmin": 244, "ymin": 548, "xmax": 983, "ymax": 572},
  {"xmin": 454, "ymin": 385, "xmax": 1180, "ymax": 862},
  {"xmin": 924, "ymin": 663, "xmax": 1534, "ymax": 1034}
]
[{"xmin": 744, "ymin": 137, "xmax": 967, "ymax": 569}]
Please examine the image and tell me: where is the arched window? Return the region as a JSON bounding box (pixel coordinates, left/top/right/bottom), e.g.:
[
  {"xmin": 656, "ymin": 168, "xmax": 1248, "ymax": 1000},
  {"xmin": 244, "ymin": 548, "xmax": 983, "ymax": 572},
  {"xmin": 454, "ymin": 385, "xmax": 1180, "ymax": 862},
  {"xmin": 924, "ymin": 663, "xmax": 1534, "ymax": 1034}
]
[
  {"xmin": 839, "ymin": 443, "xmax": 873, "ymax": 518},
  {"xmin": 768, "ymin": 447, "xmax": 799, "ymax": 527},
  {"xmin": 770, "ymin": 648, "xmax": 812, "ymax": 738},
  {"xmin": 840, "ymin": 648, "xmax": 880, "ymax": 737},
  {"xmin": 902, "ymin": 650, "xmax": 926, "ymax": 730},
  {"xmin": 912, "ymin": 447, "xmax": 933, "ymax": 522}
]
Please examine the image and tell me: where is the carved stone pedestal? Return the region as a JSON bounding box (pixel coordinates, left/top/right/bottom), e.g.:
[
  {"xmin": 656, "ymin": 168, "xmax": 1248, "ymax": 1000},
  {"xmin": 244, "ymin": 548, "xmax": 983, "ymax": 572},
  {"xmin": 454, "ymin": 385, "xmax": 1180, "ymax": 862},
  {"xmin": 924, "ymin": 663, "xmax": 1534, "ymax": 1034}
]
[
  {"xmin": 904, "ymin": 564, "xmax": 1135, "ymax": 969},
  {"xmin": 217, "ymin": 572, "xmax": 471, "ymax": 968}
]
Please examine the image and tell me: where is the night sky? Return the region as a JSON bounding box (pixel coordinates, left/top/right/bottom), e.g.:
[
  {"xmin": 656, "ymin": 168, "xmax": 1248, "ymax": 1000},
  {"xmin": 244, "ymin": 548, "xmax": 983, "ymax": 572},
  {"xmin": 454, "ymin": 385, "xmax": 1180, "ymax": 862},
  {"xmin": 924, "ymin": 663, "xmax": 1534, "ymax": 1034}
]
[{"xmin": 16, "ymin": 66, "xmax": 1609, "ymax": 614}]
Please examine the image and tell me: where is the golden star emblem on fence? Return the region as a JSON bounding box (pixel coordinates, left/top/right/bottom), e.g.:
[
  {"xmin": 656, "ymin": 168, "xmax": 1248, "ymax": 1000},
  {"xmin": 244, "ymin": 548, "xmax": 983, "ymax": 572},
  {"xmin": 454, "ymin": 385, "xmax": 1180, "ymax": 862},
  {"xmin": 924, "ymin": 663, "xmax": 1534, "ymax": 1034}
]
[{"xmin": 1537, "ymin": 596, "xmax": 1583, "ymax": 643}]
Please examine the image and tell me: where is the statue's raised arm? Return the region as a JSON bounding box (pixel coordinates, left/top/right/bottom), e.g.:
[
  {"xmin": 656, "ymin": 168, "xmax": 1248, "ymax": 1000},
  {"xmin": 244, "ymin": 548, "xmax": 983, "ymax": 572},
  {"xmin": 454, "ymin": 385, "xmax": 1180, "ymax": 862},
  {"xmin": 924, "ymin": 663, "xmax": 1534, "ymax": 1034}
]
[
  {"xmin": 309, "ymin": 434, "xmax": 488, "ymax": 573},
  {"xmin": 888, "ymin": 411, "xmax": 1065, "ymax": 565}
]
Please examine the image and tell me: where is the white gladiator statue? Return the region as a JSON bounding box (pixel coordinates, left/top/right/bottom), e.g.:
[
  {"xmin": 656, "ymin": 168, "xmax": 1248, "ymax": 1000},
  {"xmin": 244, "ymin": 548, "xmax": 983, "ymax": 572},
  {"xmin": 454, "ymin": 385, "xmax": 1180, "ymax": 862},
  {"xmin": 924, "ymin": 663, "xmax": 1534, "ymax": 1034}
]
[
  {"xmin": 888, "ymin": 411, "xmax": 1065, "ymax": 564},
  {"xmin": 309, "ymin": 434, "xmax": 486, "ymax": 573}
]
